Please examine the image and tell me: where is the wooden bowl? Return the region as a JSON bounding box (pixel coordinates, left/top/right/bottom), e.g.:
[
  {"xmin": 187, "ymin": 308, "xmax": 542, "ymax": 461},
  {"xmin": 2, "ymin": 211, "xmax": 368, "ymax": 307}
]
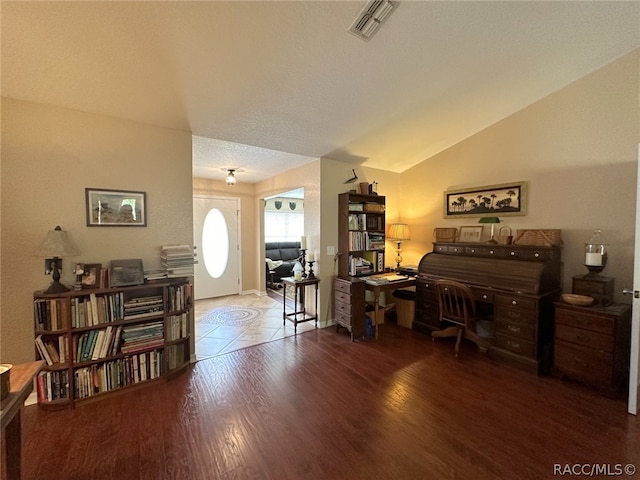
[{"xmin": 562, "ymin": 293, "xmax": 594, "ymax": 306}]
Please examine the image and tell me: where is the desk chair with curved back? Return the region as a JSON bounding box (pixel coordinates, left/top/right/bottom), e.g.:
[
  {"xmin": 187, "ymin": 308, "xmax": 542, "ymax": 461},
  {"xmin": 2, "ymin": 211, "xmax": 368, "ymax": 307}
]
[{"xmin": 431, "ymin": 279, "xmax": 494, "ymax": 357}]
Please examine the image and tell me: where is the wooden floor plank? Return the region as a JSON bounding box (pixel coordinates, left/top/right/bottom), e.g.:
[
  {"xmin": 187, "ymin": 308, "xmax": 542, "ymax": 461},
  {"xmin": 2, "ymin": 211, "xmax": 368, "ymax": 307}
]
[{"xmin": 17, "ymin": 323, "xmax": 640, "ymax": 479}]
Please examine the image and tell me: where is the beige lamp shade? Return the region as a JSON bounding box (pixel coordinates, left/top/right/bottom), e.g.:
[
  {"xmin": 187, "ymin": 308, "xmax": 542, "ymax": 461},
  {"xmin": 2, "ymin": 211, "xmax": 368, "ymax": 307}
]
[
  {"xmin": 34, "ymin": 226, "xmax": 81, "ymax": 257},
  {"xmin": 388, "ymin": 223, "xmax": 411, "ymax": 241}
]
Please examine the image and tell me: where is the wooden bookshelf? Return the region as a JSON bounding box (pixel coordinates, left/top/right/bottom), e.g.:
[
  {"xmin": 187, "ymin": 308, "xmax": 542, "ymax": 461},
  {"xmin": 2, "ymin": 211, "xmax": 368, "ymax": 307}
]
[
  {"xmin": 33, "ymin": 278, "xmax": 192, "ymax": 408},
  {"xmin": 338, "ymin": 192, "xmax": 386, "ymax": 277}
]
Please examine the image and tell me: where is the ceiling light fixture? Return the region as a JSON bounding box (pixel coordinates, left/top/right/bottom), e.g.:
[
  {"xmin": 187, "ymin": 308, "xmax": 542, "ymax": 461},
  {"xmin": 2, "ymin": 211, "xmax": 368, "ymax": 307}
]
[
  {"xmin": 226, "ymin": 169, "xmax": 237, "ymax": 186},
  {"xmin": 349, "ymin": 0, "xmax": 398, "ymax": 41}
]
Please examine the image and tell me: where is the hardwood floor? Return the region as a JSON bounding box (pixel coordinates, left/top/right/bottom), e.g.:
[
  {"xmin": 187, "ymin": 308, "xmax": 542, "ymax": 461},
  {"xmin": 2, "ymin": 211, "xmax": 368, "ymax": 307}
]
[{"xmin": 17, "ymin": 323, "xmax": 639, "ymax": 480}]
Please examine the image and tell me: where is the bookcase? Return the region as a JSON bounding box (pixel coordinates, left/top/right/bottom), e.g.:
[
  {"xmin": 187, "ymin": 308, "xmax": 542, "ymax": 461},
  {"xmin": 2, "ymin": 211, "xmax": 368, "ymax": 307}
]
[
  {"xmin": 338, "ymin": 192, "xmax": 386, "ymax": 277},
  {"xmin": 33, "ymin": 278, "xmax": 192, "ymax": 408}
]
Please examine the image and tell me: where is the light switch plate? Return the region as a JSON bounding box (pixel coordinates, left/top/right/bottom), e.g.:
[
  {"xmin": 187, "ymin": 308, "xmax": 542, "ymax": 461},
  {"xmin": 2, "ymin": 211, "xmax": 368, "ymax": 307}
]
[{"xmin": 326, "ymin": 246, "xmax": 335, "ymax": 255}]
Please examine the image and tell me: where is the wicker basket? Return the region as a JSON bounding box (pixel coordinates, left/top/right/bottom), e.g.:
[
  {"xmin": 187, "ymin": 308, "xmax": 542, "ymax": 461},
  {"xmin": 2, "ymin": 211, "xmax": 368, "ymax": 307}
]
[
  {"xmin": 433, "ymin": 227, "xmax": 458, "ymax": 243},
  {"xmin": 497, "ymin": 226, "xmax": 513, "ymax": 245},
  {"xmin": 363, "ymin": 203, "xmax": 385, "ymax": 213},
  {"xmin": 513, "ymin": 229, "xmax": 563, "ymax": 246}
]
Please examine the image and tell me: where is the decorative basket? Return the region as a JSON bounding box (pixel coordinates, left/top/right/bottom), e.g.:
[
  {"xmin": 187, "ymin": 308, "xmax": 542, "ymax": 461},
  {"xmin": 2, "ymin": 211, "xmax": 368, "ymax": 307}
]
[
  {"xmin": 497, "ymin": 226, "xmax": 513, "ymax": 245},
  {"xmin": 363, "ymin": 203, "xmax": 385, "ymax": 213},
  {"xmin": 513, "ymin": 229, "xmax": 563, "ymax": 246},
  {"xmin": 433, "ymin": 227, "xmax": 458, "ymax": 243}
]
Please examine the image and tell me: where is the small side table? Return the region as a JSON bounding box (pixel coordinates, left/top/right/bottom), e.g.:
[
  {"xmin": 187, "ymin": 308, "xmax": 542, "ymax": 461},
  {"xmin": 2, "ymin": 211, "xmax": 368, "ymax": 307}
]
[{"xmin": 282, "ymin": 276, "xmax": 320, "ymax": 333}]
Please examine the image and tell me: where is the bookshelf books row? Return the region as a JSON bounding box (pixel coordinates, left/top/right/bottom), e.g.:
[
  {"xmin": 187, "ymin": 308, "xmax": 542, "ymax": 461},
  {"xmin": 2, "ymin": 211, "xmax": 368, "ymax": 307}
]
[
  {"xmin": 74, "ymin": 349, "xmax": 164, "ymax": 400},
  {"xmin": 37, "ymin": 369, "xmax": 70, "ymax": 403},
  {"xmin": 348, "ymin": 231, "xmax": 385, "ymax": 251},
  {"xmin": 123, "ymin": 295, "xmax": 164, "ymax": 320},
  {"xmin": 34, "ymin": 298, "xmax": 67, "ymax": 331},
  {"xmin": 35, "ymin": 334, "xmax": 68, "ymax": 366},
  {"xmin": 167, "ymin": 313, "xmax": 189, "ymax": 341},
  {"xmin": 348, "ymin": 251, "xmax": 385, "ymax": 276},
  {"xmin": 167, "ymin": 283, "xmax": 191, "ymax": 313},
  {"xmin": 347, "ymin": 213, "xmax": 384, "ymax": 231},
  {"xmin": 71, "ymin": 292, "xmax": 125, "ymax": 328},
  {"xmin": 120, "ymin": 321, "xmax": 164, "ymax": 354}
]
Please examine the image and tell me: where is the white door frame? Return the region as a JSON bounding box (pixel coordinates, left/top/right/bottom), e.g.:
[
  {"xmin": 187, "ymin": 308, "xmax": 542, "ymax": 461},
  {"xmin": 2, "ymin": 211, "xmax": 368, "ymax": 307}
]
[{"xmin": 627, "ymin": 145, "xmax": 640, "ymax": 415}]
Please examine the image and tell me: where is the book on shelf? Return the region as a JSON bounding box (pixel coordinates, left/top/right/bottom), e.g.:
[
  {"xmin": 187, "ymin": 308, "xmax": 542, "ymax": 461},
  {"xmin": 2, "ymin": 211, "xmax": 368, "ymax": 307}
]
[{"xmin": 35, "ymin": 335, "xmax": 54, "ymax": 365}]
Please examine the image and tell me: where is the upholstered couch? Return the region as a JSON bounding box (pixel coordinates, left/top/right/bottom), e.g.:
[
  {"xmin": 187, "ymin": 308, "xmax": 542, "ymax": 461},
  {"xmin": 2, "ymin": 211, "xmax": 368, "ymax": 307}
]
[{"xmin": 265, "ymin": 241, "xmax": 301, "ymax": 287}]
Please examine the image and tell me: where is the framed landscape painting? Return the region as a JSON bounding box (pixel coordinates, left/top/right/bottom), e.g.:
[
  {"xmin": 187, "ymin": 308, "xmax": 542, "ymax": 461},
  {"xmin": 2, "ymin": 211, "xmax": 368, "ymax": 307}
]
[
  {"xmin": 85, "ymin": 188, "xmax": 147, "ymax": 226},
  {"xmin": 444, "ymin": 181, "xmax": 527, "ymax": 218}
]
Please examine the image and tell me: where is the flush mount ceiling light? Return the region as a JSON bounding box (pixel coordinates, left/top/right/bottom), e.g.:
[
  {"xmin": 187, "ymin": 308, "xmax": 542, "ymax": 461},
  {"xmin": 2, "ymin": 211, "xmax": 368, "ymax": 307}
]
[
  {"xmin": 348, "ymin": 0, "xmax": 398, "ymax": 41},
  {"xmin": 225, "ymin": 169, "xmax": 237, "ymax": 186}
]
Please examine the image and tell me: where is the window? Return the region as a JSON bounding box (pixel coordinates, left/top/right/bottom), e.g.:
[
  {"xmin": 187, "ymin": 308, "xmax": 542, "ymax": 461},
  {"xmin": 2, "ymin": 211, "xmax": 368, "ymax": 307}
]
[
  {"xmin": 264, "ymin": 211, "xmax": 304, "ymax": 243},
  {"xmin": 202, "ymin": 208, "xmax": 228, "ymax": 278}
]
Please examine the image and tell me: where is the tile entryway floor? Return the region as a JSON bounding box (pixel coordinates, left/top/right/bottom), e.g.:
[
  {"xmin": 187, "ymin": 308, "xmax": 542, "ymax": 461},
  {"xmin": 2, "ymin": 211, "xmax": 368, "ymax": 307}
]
[{"xmin": 194, "ymin": 292, "xmax": 320, "ymax": 360}]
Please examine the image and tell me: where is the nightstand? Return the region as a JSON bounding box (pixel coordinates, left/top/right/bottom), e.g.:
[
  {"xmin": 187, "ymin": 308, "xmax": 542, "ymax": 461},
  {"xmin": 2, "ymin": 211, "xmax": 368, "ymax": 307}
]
[{"xmin": 553, "ymin": 301, "xmax": 631, "ymax": 394}]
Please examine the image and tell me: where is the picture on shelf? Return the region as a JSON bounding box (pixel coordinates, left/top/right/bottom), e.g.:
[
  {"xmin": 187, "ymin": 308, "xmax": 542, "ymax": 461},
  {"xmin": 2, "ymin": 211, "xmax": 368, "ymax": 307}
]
[
  {"xmin": 458, "ymin": 226, "xmax": 484, "ymax": 243},
  {"xmin": 85, "ymin": 188, "xmax": 146, "ymax": 226},
  {"xmin": 81, "ymin": 263, "xmax": 101, "ymax": 288},
  {"xmin": 444, "ymin": 181, "xmax": 527, "ymax": 218}
]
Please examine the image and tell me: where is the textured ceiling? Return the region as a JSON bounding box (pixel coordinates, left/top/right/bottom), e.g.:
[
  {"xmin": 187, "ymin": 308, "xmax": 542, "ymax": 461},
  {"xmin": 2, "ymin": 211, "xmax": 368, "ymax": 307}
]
[{"xmin": 2, "ymin": 1, "xmax": 639, "ymax": 183}]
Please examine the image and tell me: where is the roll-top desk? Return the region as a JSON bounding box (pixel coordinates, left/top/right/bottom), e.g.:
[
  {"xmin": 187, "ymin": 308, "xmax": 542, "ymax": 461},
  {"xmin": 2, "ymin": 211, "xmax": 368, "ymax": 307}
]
[{"xmin": 416, "ymin": 242, "xmax": 562, "ymax": 374}]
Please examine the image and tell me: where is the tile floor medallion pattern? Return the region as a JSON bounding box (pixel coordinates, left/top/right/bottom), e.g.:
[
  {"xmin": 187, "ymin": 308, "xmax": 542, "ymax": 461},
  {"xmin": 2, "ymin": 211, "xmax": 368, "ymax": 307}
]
[{"xmin": 194, "ymin": 293, "xmax": 321, "ymax": 360}]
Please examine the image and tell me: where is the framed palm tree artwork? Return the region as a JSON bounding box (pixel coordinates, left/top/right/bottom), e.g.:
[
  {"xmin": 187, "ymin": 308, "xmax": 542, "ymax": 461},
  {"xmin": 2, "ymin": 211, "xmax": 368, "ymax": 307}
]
[{"xmin": 444, "ymin": 181, "xmax": 527, "ymax": 218}]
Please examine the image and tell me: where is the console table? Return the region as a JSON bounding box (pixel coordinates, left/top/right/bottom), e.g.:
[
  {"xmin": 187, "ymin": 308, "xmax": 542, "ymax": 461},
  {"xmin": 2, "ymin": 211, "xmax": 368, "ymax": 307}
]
[
  {"xmin": 282, "ymin": 277, "xmax": 320, "ymax": 333},
  {"xmin": 1, "ymin": 360, "xmax": 44, "ymax": 480},
  {"xmin": 417, "ymin": 242, "xmax": 562, "ymax": 374}
]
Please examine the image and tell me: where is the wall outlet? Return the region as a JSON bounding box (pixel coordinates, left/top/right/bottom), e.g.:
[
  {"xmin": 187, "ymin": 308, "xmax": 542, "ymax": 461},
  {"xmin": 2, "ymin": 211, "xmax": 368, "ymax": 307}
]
[
  {"xmin": 44, "ymin": 258, "xmax": 60, "ymax": 275},
  {"xmin": 326, "ymin": 246, "xmax": 335, "ymax": 256}
]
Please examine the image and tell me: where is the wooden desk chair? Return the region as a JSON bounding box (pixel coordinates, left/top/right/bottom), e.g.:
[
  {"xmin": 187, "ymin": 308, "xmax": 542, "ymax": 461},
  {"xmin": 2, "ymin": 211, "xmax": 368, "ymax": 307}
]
[{"xmin": 431, "ymin": 279, "xmax": 494, "ymax": 357}]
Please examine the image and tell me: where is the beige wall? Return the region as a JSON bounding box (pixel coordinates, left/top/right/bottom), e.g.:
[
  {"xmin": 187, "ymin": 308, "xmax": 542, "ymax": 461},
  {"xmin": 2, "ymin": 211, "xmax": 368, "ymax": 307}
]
[
  {"xmin": 399, "ymin": 49, "xmax": 640, "ymax": 302},
  {"xmin": 1, "ymin": 98, "xmax": 194, "ymax": 364}
]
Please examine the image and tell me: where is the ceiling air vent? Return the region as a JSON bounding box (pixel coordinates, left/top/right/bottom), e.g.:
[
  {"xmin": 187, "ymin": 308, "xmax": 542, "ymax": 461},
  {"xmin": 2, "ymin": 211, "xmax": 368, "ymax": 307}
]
[{"xmin": 348, "ymin": 0, "xmax": 398, "ymax": 41}]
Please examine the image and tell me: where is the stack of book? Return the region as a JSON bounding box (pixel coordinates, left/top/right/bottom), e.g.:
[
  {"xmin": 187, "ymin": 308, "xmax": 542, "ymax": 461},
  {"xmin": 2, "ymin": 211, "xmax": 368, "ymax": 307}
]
[
  {"xmin": 161, "ymin": 244, "xmax": 197, "ymax": 278},
  {"xmin": 120, "ymin": 321, "xmax": 164, "ymax": 354},
  {"xmin": 123, "ymin": 295, "xmax": 163, "ymax": 320}
]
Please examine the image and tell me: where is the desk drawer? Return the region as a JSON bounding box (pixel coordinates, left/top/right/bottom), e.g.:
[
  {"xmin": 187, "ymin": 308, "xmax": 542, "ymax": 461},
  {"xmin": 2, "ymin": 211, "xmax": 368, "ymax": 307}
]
[
  {"xmin": 334, "ymin": 279, "xmax": 353, "ymax": 295},
  {"xmin": 496, "ymin": 295, "xmax": 536, "ymax": 311},
  {"xmin": 554, "ymin": 340, "xmax": 613, "ymax": 386},
  {"xmin": 496, "ymin": 321, "xmax": 535, "ymax": 341},
  {"xmin": 496, "ymin": 333, "xmax": 535, "ymax": 358},
  {"xmin": 335, "ymin": 310, "xmax": 353, "ymax": 328},
  {"xmin": 335, "ymin": 291, "xmax": 351, "ymax": 304},
  {"xmin": 335, "ymin": 299, "xmax": 352, "ymax": 316},
  {"xmin": 555, "ymin": 324, "xmax": 613, "ymax": 352}
]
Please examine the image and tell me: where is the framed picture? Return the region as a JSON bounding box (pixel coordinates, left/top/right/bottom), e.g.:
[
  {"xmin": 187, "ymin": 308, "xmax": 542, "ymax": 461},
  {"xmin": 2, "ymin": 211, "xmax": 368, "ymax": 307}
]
[
  {"xmin": 444, "ymin": 181, "xmax": 527, "ymax": 218},
  {"xmin": 80, "ymin": 263, "xmax": 101, "ymax": 289},
  {"xmin": 85, "ymin": 188, "xmax": 146, "ymax": 226},
  {"xmin": 458, "ymin": 226, "xmax": 484, "ymax": 243}
]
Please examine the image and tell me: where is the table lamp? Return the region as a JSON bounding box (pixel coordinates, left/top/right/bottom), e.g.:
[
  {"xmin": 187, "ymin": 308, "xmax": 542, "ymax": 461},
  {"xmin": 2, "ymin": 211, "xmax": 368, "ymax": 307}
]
[
  {"xmin": 478, "ymin": 217, "xmax": 500, "ymax": 244},
  {"xmin": 34, "ymin": 226, "xmax": 81, "ymax": 293},
  {"xmin": 388, "ymin": 223, "xmax": 410, "ymax": 269}
]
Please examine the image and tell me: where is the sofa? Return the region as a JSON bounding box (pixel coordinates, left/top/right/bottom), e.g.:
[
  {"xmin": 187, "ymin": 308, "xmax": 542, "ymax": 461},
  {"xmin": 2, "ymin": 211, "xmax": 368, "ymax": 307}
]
[{"xmin": 265, "ymin": 241, "xmax": 301, "ymax": 287}]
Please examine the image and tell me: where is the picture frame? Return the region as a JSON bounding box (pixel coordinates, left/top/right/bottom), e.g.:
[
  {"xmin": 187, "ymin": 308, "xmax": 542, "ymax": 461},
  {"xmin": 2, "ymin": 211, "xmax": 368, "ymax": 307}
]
[
  {"xmin": 444, "ymin": 181, "xmax": 527, "ymax": 218},
  {"xmin": 85, "ymin": 188, "xmax": 146, "ymax": 226},
  {"xmin": 458, "ymin": 226, "xmax": 484, "ymax": 243},
  {"xmin": 80, "ymin": 263, "xmax": 101, "ymax": 289}
]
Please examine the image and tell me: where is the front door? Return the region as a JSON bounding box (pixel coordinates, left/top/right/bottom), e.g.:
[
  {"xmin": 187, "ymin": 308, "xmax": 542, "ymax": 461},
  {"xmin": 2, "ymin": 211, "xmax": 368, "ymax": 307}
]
[{"xmin": 193, "ymin": 195, "xmax": 240, "ymax": 300}]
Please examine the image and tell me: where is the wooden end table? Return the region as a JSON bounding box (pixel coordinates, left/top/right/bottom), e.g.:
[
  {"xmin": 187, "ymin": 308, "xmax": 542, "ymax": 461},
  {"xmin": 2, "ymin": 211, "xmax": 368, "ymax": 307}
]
[
  {"xmin": 1, "ymin": 360, "xmax": 44, "ymax": 480},
  {"xmin": 282, "ymin": 276, "xmax": 320, "ymax": 333}
]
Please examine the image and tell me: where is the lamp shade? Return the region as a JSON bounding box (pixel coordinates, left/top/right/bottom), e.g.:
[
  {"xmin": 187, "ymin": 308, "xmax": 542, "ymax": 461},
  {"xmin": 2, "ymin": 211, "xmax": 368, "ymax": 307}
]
[
  {"xmin": 478, "ymin": 217, "xmax": 500, "ymax": 224},
  {"xmin": 34, "ymin": 226, "xmax": 80, "ymax": 257},
  {"xmin": 388, "ymin": 223, "xmax": 410, "ymax": 241}
]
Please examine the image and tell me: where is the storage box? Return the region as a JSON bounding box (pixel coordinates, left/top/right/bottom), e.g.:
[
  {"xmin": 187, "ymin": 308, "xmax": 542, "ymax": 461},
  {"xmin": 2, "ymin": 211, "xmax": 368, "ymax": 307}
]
[
  {"xmin": 433, "ymin": 227, "xmax": 458, "ymax": 243},
  {"xmin": 572, "ymin": 274, "xmax": 614, "ymax": 306}
]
